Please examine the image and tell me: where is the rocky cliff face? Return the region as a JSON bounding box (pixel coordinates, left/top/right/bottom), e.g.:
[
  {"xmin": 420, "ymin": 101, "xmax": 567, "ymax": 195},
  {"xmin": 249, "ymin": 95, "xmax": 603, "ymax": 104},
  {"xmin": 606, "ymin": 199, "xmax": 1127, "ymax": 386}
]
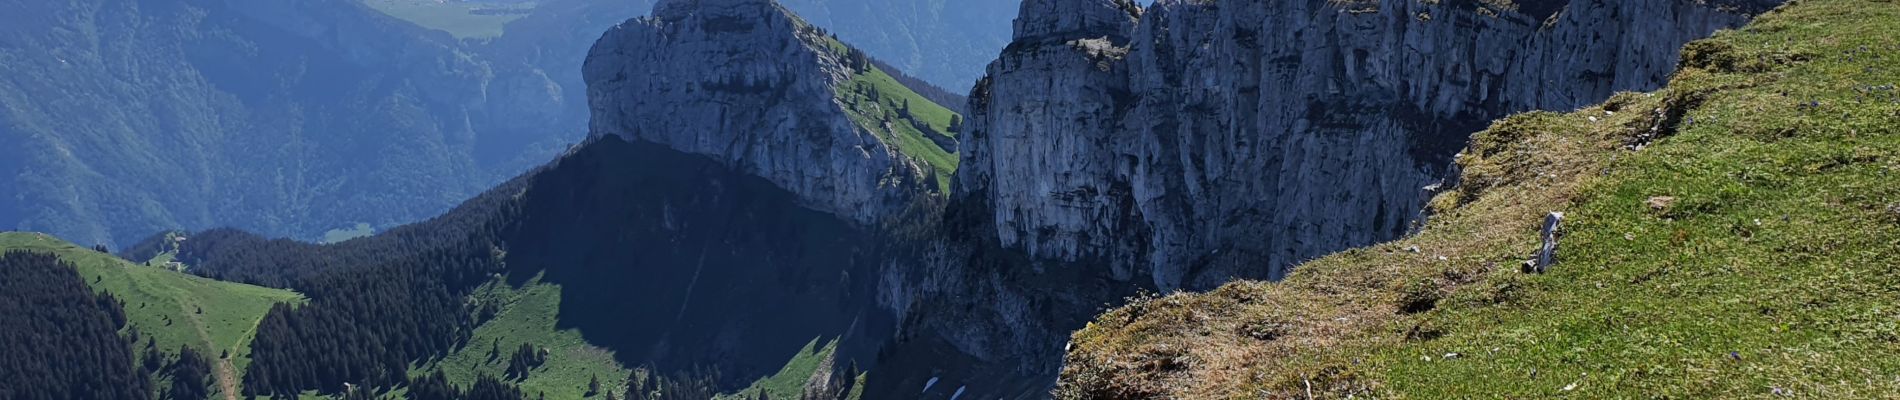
[
  {"xmin": 567, "ymin": 0, "xmax": 1786, "ymax": 397},
  {"xmin": 585, "ymin": 0, "xmax": 929, "ymax": 224},
  {"xmin": 957, "ymin": 0, "xmax": 1780, "ymax": 290}
]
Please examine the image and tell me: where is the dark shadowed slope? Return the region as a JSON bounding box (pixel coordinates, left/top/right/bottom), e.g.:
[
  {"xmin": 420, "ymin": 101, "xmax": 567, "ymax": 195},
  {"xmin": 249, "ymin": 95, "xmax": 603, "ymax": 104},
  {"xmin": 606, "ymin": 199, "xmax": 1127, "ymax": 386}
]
[
  {"xmin": 160, "ymin": 136, "xmax": 898, "ymax": 397},
  {"xmin": 503, "ymin": 137, "xmax": 897, "ymax": 391},
  {"xmin": 0, "ymin": 251, "xmax": 154, "ymax": 400}
]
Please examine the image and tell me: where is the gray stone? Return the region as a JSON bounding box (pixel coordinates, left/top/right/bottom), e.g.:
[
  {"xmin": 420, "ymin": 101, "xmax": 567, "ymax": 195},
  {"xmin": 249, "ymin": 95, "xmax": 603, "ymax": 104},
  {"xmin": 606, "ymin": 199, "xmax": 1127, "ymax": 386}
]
[
  {"xmin": 1536, "ymin": 212, "xmax": 1564, "ymax": 273},
  {"xmin": 585, "ymin": 0, "xmax": 930, "ymax": 225},
  {"xmin": 957, "ymin": 0, "xmax": 1773, "ymax": 290}
]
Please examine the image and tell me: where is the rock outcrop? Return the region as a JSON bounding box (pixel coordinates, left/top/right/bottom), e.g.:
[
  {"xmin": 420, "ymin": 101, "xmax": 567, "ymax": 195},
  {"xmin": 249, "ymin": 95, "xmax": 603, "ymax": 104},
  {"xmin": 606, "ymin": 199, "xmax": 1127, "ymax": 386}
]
[
  {"xmin": 585, "ymin": 0, "xmax": 929, "ymax": 224},
  {"xmin": 957, "ymin": 0, "xmax": 1780, "ymax": 290}
]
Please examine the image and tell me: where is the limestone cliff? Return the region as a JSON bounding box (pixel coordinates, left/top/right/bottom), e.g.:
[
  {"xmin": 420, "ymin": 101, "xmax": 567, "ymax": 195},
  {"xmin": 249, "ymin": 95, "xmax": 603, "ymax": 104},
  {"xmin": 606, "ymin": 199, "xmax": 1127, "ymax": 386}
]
[
  {"xmin": 957, "ymin": 0, "xmax": 1780, "ymax": 290},
  {"xmin": 584, "ymin": 0, "xmax": 940, "ymax": 224}
]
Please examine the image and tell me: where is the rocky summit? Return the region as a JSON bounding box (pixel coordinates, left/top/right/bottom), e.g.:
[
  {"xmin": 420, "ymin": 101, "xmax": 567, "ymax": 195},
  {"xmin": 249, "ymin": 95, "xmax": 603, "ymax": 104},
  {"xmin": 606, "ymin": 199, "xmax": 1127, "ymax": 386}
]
[
  {"xmin": 585, "ymin": 0, "xmax": 934, "ymax": 225},
  {"xmin": 957, "ymin": 0, "xmax": 1781, "ymax": 291}
]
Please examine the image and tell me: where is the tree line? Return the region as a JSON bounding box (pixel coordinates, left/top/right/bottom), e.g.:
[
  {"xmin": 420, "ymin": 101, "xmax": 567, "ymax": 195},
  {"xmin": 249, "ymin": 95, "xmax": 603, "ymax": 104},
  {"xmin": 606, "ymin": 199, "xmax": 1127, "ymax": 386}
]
[
  {"xmin": 0, "ymin": 251, "xmax": 151, "ymax": 399},
  {"xmin": 156, "ymin": 169, "xmax": 541, "ymax": 397}
]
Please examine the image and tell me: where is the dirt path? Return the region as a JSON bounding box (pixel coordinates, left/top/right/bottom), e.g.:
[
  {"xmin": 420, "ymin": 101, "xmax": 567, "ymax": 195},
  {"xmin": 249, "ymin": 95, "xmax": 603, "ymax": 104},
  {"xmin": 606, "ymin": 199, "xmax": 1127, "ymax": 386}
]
[
  {"xmin": 180, "ymin": 301, "xmax": 240, "ymax": 400},
  {"xmin": 213, "ymin": 358, "xmax": 239, "ymax": 400}
]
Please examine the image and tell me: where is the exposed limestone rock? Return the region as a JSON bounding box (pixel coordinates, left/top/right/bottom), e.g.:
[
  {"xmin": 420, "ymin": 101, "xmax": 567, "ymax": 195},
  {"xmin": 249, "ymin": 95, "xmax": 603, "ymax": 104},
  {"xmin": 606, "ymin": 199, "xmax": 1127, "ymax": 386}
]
[
  {"xmin": 1011, "ymin": 0, "xmax": 1141, "ymax": 42},
  {"xmin": 584, "ymin": 0, "xmax": 927, "ymax": 224},
  {"xmin": 1536, "ymin": 212, "xmax": 1564, "ymax": 273},
  {"xmin": 957, "ymin": 0, "xmax": 1143, "ymax": 281},
  {"xmin": 957, "ymin": 0, "xmax": 1777, "ymax": 291}
]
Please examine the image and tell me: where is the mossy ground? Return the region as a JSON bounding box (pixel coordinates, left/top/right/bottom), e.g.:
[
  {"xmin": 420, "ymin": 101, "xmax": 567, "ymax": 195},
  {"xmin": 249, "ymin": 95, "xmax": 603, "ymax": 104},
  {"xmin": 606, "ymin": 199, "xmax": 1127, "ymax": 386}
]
[
  {"xmin": 0, "ymin": 232, "xmax": 304, "ymax": 399},
  {"xmin": 1060, "ymin": 0, "xmax": 1900, "ymax": 398}
]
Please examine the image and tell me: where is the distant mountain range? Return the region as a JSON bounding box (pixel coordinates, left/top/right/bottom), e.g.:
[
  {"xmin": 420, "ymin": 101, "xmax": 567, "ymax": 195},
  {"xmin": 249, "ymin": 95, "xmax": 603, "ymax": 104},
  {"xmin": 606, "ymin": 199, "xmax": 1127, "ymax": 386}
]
[
  {"xmin": 0, "ymin": 0, "xmax": 1012, "ymax": 248},
  {"xmin": 0, "ymin": 0, "xmax": 552, "ymax": 248}
]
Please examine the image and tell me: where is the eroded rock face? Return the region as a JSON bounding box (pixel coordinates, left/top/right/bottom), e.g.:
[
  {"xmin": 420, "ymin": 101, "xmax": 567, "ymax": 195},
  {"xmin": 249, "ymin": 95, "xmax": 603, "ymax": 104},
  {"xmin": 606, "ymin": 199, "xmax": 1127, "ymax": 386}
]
[
  {"xmin": 1012, "ymin": 0, "xmax": 1141, "ymax": 41},
  {"xmin": 958, "ymin": 0, "xmax": 1776, "ymax": 290},
  {"xmin": 584, "ymin": 0, "xmax": 925, "ymax": 224}
]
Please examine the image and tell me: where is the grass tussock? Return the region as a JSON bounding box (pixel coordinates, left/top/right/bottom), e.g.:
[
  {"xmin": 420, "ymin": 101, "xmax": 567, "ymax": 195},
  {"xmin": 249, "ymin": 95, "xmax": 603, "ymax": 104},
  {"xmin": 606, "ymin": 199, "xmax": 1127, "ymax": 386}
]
[{"xmin": 1058, "ymin": 0, "xmax": 1900, "ymax": 398}]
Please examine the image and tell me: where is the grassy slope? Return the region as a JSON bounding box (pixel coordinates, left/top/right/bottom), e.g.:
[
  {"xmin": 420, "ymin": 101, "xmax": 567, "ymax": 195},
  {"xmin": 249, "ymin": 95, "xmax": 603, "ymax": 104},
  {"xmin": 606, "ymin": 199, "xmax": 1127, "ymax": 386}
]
[
  {"xmin": 1059, "ymin": 0, "xmax": 1900, "ymax": 398},
  {"xmin": 0, "ymin": 232, "xmax": 304, "ymax": 399},
  {"xmin": 824, "ymin": 36, "xmax": 963, "ymax": 191},
  {"xmin": 412, "ymin": 276, "xmax": 632, "ymax": 399},
  {"xmin": 713, "ymin": 338, "xmax": 852, "ymax": 400},
  {"xmin": 412, "ymin": 275, "xmax": 857, "ymax": 400}
]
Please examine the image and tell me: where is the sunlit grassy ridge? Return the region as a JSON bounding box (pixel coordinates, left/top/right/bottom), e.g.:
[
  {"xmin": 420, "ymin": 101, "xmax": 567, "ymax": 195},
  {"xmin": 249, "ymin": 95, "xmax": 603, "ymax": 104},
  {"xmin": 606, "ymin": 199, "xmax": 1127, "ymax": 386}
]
[
  {"xmin": 838, "ymin": 65, "xmax": 962, "ymax": 190},
  {"xmin": 714, "ymin": 338, "xmax": 858, "ymax": 400},
  {"xmin": 0, "ymin": 232, "xmax": 303, "ymax": 398},
  {"xmin": 411, "ymin": 276, "xmax": 631, "ymax": 399},
  {"xmin": 818, "ymin": 34, "xmax": 963, "ymax": 192},
  {"xmin": 411, "ymin": 276, "xmax": 853, "ymax": 400},
  {"xmin": 1059, "ymin": 0, "xmax": 1900, "ymax": 398}
]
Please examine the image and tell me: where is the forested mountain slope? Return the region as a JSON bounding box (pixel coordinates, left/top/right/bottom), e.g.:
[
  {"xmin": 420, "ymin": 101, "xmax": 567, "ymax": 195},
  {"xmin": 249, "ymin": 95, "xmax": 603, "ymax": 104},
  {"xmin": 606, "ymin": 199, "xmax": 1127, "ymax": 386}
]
[
  {"xmin": 0, "ymin": 0, "xmax": 576, "ymax": 248},
  {"xmin": 131, "ymin": 0, "xmax": 975, "ymax": 392},
  {"xmin": 0, "ymin": 250, "xmax": 154, "ymax": 399},
  {"xmin": 1059, "ymin": 0, "xmax": 1900, "ymax": 397},
  {"xmin": 0, "ymin": 232, "xmax": 301, "ymax": 399},
  {"xmin": 143, "ymin": 135, "xmax": 902, "ymax": 399},
  {"xmin": 0, "ymin": 0, "xmax": 998, "ymax": 250}
]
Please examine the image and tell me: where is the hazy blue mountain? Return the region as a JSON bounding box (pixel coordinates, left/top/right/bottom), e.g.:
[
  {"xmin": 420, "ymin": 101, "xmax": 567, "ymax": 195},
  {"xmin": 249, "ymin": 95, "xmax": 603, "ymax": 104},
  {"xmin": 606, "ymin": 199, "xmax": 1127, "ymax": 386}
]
[
  {"xmin": 0, "ymin": 0, "xmax": 1007, "ymax": 247},
  {"xmin": 0, "ymin": 0, "xmax": 594, "ymax": 248},
  {"xmin": 0, "ymin": 0, "xmax": 531, "ymax": 247}
]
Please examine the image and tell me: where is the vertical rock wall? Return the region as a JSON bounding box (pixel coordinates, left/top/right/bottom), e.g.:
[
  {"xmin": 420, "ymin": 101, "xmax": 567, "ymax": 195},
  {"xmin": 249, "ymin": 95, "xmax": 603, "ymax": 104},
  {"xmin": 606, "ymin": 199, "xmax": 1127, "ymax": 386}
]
[
  {"xmin": 958, "ymin": 0, "xmax": 1776, "ymax": 290},
  {"xmin": 585, "ymin": 0, "xmax": 926, "ymax": 225}
]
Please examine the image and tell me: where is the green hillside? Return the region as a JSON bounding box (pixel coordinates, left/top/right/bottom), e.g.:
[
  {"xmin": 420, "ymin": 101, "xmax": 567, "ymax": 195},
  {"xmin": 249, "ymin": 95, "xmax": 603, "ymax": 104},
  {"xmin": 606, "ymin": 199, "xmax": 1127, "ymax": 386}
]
[
  {"xmin": 1059, "ymin": 0, "xmax": 1900, "ymax": 398},
  {"xmin": 715, "ymin": 338, "xmax": 858, "ymax": 400},
  {"xmin": 0, "ymin": 232, "xmax": 303, "ymax": 399},
  {"xmin": 826, "ymin": 35, "xmax": 964, "ymax": 192},
  {"xmin": 412, "ymin": 274, "xmax": 861, "ymax": 400},
  {"xmin": 411, "ymin": 276, "xmax": 632, "ymax": 399}
]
